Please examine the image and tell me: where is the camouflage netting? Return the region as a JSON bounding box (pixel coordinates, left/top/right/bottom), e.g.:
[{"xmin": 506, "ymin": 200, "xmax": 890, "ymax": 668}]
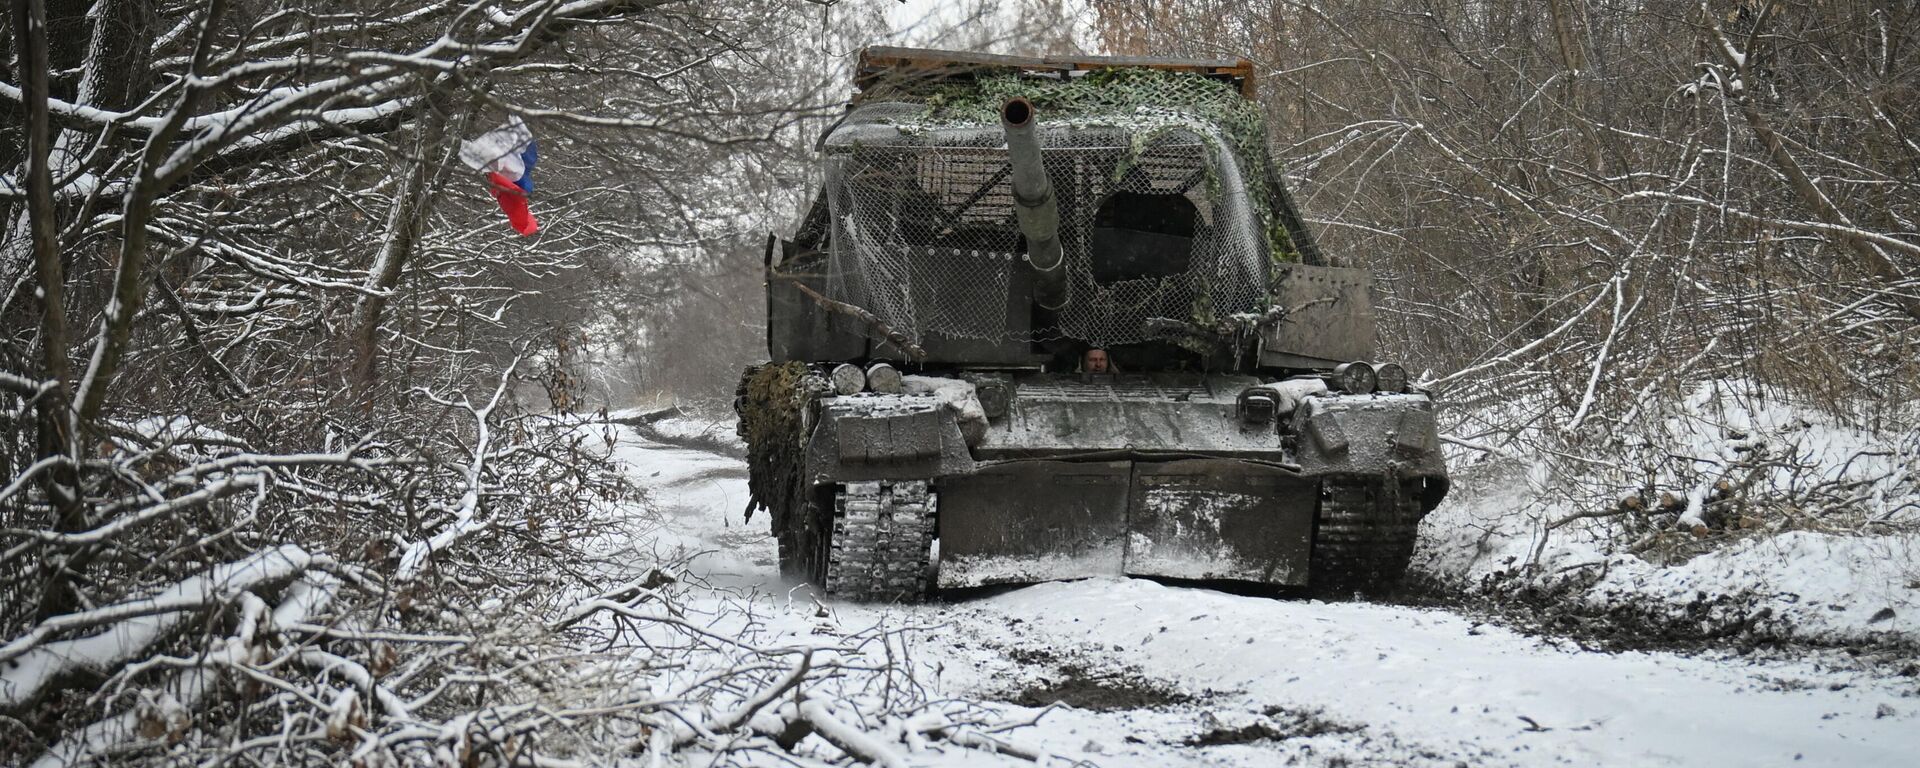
[
  {"xmin": 821, "ymin": 69, "xmax": 1289, "ymax": 347},
  {"xmin": 737, "ymin": 362, "xmax": 823, "ymax": 523}
]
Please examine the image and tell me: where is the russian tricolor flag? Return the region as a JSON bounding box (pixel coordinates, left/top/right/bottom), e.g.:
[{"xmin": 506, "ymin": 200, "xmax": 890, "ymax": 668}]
[{"xmin": 459, "ymin": 116, "xmax": 540, "ymax": 236}]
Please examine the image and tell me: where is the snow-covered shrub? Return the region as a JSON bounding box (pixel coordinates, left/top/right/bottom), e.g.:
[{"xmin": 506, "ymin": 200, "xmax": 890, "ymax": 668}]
[
  {"xmin": 0, "ymin": 0, "xmax": 850, "ymax": 763},
  {"xmin": 1416, "ymin": 381, "xmax": 1920, "ymax": 645}
]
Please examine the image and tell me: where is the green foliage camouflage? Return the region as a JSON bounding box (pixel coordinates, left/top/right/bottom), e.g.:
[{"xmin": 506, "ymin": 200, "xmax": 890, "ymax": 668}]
[{"xmin": 738, "ymin": 362, "xmax": 818, "ymax": 523}]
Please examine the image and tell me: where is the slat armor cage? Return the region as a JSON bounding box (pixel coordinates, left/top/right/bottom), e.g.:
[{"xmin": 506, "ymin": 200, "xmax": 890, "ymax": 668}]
[{"xmin": 819, "ymin": 51, "xmax": 1300, "ymax": 348}]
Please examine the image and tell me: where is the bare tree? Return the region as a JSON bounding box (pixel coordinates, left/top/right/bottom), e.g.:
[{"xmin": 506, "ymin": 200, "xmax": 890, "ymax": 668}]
[
  {"xmin": 1088, "ymin": 0, "xmax": 1919, "ymax": 553},
  {"xmin": 0, "ymin": 1, "xmax": 899, "ymax": 762}
]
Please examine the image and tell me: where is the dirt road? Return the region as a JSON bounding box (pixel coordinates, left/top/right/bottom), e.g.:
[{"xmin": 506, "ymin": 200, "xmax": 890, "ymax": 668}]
[{"xmin": 610, "ymin": 427, "xmax": 1917, "ymax": 767}]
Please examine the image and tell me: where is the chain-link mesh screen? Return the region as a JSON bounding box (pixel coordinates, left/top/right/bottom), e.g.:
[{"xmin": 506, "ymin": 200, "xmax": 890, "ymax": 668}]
[{"xmin": 820, "ymin": 71, "xmax": 1279, "ymax": 347}]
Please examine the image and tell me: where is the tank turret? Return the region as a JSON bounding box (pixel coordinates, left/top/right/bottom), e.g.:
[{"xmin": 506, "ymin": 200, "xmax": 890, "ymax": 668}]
[{"xmin": 1000, "ymin": 97, "xmax": 1069, "ymax": 311}]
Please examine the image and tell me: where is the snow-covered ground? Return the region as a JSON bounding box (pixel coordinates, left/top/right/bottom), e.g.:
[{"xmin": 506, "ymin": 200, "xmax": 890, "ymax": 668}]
[
  {"xmin": 599, "ymin": 424, "xmax": 1919, "ymax": 767},
  {"xmin": 1419, "ymin": 381, "xmax": 1920, "ymax": 647}
]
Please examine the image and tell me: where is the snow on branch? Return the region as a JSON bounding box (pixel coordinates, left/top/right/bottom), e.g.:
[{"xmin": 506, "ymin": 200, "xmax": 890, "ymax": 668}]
[
  {"xmin": 0, "ymin": 545, "xmax": 314, "ymax": 709},
  {"xmin": 26, "ymin": 574, "xmax": 338, "ymax": 768},
  {"xmin": 395, "ymin": 354, "xmax": 523, "ymax": 583},
  {"xmin": 15, "ymin": 472, "xmax": 261, "ymax": 547},
  {"xmin": 1617, "ymin": 191, "xmax": 1920, "ymax": 260}
]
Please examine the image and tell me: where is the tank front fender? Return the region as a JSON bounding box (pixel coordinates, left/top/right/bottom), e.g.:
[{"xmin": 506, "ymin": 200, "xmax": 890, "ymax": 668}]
[
  {"xmin": 803, "ymin": 396, "xmax": 976, "ymax": 485},
  {"xmin": 1292, "ymin": 394, "xmax": 1448, "ymax": 486}
]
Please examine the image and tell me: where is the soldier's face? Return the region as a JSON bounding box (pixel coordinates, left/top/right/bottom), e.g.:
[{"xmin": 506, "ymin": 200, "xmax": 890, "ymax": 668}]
[{"xmin": 1085, "ymin": 350, "xmax": 1109, "ymax": 373}]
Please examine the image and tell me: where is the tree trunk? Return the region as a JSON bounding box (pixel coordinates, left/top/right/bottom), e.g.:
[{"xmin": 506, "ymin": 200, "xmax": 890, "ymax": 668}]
[
  {"xmin": 349, "ymin": 109, "xmax": 453, "ymax": 393},
  {"xmin": 1704, "ymin": 3, "xmax": 1920, "ymax": 323},
  {"xmin": 14, "ymin": 0, "xmax": 82, "ymax": 618}
]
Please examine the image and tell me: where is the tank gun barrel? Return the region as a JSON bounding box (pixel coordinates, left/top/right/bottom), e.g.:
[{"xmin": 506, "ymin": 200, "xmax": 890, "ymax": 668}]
[{"xmin": 1001, "ymin": 98, "xmax": 1069, "ymax": 311}]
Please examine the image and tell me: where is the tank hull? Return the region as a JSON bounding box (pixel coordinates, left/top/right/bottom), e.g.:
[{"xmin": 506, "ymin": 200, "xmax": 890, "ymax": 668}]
[{"xmin": 756, "ymin": 371, "xmax": 1447, "ymax": 595}]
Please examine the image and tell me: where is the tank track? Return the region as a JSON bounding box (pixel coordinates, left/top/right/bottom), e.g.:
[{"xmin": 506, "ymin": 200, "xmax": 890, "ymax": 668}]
[
  {"xmin": 1309, "ymin": 480, "xmax": 1427, "ymax": 595},
  {"xmin": 825, "ymin": 480, "xmax": 936, "ymax": 601}
]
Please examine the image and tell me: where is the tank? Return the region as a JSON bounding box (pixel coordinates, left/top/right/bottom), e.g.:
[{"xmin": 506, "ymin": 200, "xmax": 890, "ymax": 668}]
[{"xmin": 737, "ymin": 47, "xmax": 1448, "ymax": 600}]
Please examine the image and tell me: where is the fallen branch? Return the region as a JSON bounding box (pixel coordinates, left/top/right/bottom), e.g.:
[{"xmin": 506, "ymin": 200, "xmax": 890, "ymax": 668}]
[
  {"xmin": 0, "ymin": 545, "xmax": 314, "ymax": 709},
  {"xmin": 791, "ymin": 282, "xmax": 927, "ymax": 361},
  {"xmin": 396, "ymin": 355, "xmax": 522, "ymax": 583},
  {"xmin": 26, "ymin": 574, "xmax": 336, "ymax": 768},
  {"xmin": 795, "ymin": 698, "xmax": 910, "ymax": 768}
]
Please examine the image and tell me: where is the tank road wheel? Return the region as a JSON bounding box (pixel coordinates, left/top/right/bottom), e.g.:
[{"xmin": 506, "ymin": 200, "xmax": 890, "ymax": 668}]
[
  {"xmin": 1309, "ymin": 480, "xmax": 1426, "ymax": 597},
  {"xmin": 823, "ymin": 480, "xmax": 937, "ymax": 602}
]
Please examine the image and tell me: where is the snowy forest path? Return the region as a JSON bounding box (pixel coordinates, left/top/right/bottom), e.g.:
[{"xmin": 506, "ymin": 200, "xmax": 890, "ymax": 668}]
[
  {"xmin": 602, "ymin": 425, "xmax": 769, "ymax": 591},
  {"xmin": 603, "ymin": 423, "xmax": 1918, "ymax": 767}
]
